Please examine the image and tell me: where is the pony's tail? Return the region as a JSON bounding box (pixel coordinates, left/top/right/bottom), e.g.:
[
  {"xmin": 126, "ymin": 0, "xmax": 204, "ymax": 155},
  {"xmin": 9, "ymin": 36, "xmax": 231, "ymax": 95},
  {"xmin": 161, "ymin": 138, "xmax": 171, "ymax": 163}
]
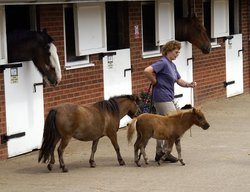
[
  {"xmin": 127, "ymin": 118, "xmax": 137, "ymax": 144},
  {"xmin": 38, "ymin": 109, "xmax": 59, "ymax": 163}
]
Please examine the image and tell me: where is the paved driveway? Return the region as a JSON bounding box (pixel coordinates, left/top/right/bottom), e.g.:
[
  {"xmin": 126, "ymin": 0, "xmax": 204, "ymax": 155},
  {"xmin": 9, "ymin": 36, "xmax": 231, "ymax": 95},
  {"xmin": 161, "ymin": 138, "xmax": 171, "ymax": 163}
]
[{"xmin": 0, "ymin": 94, "xmax": 250, "ymax": 192}]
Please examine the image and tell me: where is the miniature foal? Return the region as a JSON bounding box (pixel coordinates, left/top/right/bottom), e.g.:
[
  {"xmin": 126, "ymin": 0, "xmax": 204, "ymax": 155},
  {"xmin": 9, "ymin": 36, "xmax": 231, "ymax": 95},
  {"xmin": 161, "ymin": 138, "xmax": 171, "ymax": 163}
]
[{"xmin": 127, "ymin": 107, "xmax": 210, "ymax": 167}]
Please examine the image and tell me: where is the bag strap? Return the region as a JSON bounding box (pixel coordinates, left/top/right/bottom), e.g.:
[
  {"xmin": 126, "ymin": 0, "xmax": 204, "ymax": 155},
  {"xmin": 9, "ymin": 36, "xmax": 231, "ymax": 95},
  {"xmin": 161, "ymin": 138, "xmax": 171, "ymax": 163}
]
[
  {"xmin": 144, "ymin": 83, "xmax": 154, "ymax": 110},
  {"xmin": 149, "ymin": 84, "xmax": 154, "ymax": 109}
]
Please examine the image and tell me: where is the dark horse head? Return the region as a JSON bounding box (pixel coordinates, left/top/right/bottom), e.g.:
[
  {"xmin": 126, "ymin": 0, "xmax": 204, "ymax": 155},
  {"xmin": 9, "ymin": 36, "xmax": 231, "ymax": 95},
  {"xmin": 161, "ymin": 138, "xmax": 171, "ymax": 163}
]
[
  {"xmin": 175, "ymin": 14, "xmax": 211, "ymax": 54},
  {"xmin": 7, "ymin": 29, "xmax": 61, "ymax": 86}
]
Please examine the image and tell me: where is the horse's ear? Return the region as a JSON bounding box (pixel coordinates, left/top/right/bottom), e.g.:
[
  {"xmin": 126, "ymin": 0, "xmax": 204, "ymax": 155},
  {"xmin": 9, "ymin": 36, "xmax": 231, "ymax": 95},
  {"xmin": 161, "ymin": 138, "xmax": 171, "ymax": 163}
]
[
  {"xmin": 192, "ymin": 108, "xmax": 196, "ymax": 114},
  {"xmin": 193, "ymin": 106, "xmax": 202, "ymax": 113},
  {"xmin": 196, "ymin": 106, "xmax": 202, "ymax": 110}
]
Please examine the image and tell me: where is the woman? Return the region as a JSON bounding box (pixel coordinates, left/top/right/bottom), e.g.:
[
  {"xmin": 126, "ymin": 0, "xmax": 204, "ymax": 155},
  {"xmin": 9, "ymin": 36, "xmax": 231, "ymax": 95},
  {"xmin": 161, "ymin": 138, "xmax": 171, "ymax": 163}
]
[{"xmin": 144, "ymin": 40, "xmax": 197, "ymax": 162}]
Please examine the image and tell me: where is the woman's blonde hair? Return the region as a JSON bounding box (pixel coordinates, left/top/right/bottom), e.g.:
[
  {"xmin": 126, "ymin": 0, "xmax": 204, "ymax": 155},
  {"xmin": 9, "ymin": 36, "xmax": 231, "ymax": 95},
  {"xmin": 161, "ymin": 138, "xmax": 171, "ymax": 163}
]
[{"xmin": 161, "ymin": 40, "xmax": 181, "ymax": 56}]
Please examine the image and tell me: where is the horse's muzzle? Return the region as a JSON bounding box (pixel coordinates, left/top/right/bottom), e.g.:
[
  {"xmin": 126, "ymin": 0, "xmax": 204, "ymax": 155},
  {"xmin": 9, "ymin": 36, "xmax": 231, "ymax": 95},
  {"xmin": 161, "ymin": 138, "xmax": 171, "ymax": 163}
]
[
  {"xmin": 201, "ymin": 45, "xmax": 211, "ymax": 54},
  {"xmin": 202, "ymin": 122, "xmax": 210, "ymax": 130}
]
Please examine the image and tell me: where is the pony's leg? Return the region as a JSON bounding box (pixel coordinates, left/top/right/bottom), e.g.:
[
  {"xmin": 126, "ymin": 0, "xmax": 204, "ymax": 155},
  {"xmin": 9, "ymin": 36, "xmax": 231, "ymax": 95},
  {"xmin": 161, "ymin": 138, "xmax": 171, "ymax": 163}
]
[
  {"xmin": 47, "ymin": 137, "xmax": 60, "ymax": 171},
  {"xmin": 107, "ymin": 133, "xmax": 125, "ymax": 166},
  {"xmin": 139, "ymin": 144, "xmax": 149, "ymax": 165},
  {"xmin": 89, "ymin": 139, "xmax": 99, "ymax": 168},
  {"xmin": 57, "ymin": 137, "xmax": 71, "ymax": 172},
  {"xmin": 134, "ymin": 135, "xmax": 142, "ymax": 167},
  {"xmin": 140, "ymin": 140, "xmax": 149, "ymax": 165},
  {"xmin": 175, "ymin": 139, "xmax": 185, "ymax": 166}
]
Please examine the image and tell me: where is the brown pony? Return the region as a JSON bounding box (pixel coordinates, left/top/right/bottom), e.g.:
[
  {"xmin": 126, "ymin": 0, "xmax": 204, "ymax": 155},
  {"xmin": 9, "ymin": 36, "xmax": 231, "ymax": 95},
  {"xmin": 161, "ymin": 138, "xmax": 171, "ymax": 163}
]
[
  {"xmin": 38, "ymin": 95, "xmax": 140, "ymax": 172},
  {"xmin": 175, "ymin": 14, "xmax": 211, "ymax": 54},
  {"xmin": 127, "ymin": 107, "xmax": 210, "ymax": 167}
]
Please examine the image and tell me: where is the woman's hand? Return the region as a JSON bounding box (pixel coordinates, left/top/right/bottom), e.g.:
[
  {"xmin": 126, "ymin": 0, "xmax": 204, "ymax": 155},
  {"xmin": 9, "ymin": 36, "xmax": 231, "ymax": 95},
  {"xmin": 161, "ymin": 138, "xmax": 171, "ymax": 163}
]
[
  {"xmin": 144, "ymin": 66, "xmax": 157, "ymax": 85},
  {"xmin": 177, "ymin": 79, "xmax": 197, "ymax": 88},
  {"xmin": 188, "ymin": 81, "xmax": 197, "ymax": 88}
]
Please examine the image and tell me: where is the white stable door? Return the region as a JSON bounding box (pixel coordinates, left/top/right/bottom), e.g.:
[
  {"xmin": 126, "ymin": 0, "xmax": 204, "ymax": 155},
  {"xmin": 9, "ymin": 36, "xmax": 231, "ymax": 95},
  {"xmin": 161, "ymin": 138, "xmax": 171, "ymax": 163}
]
[
  {"xmin": 4, "ymin": 62, "xmax": 44, "ymax": 157},
  {"xmin": 103, "ymin": 48, "xmax": 132, "ymax": 127},
  {"xmin": 174, "ymin": 42, "xmax": 193, "ymax": 108},
  {"xmin": 225, "ymin": 34, "xmax": 243, "ymax": 97}
]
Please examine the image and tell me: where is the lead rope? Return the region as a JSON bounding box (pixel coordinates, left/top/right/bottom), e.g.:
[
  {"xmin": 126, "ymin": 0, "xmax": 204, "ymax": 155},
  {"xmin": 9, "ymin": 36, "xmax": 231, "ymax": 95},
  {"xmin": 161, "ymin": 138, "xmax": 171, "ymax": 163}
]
[{"xmin": 189, "ymin": 87, "xmax": 193, "ymax": 137}]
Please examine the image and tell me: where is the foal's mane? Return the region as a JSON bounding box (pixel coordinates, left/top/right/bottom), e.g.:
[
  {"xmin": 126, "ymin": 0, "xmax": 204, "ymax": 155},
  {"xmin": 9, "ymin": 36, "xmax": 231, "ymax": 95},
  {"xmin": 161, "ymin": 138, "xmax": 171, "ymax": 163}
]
[{"xmin": 167, "ymin": 109, "xmax": 193, "ymax": 119}]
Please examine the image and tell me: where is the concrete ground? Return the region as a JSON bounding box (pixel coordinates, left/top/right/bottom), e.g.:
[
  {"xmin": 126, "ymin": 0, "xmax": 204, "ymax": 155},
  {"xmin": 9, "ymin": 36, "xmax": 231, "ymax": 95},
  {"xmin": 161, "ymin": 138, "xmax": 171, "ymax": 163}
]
[{"xmin": 0, "ymin": 94, "xmax": 250, "ymax": 192}]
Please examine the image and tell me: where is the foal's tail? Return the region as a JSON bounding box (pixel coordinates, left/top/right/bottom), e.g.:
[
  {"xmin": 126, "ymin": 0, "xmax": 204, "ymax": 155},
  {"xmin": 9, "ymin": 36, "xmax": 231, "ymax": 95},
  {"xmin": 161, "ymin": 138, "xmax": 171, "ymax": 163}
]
[
  {"xmin": 127, "ymin": 118, "xmax": 137, "ymax": 144},
  {"xmin": 38, "ymin": 109, "xmax": 59, "ymax": 163}
]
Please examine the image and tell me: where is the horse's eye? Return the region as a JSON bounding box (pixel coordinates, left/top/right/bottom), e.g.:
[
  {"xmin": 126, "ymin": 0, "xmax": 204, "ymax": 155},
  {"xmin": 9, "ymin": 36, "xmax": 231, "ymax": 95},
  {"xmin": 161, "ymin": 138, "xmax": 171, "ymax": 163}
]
[{"xmin": 197, "ymin": 115, "xmax": 203, "ymax": 120}]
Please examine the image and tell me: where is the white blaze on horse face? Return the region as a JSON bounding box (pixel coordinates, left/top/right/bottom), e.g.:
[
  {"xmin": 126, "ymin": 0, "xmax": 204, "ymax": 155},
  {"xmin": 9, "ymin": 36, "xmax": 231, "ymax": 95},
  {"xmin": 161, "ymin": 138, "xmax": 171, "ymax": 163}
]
[{"xmin": 49, "ymin": 43, "xmax": 62, "ymax": 83}]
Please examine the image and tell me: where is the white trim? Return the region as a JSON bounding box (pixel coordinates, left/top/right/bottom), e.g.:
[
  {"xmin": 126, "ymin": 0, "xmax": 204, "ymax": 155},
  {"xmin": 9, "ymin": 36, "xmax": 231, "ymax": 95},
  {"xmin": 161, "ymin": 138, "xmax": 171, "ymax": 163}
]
[
  {"xmin": 65, "ymin": 62, "xmax": 95, "ymax": 70},
  {"xmin": 142, "ymin": 51, "xmax": 161, "ymax": 59},
  {"xmin": 0, "ymin": 5, "xmax": 7, "ymax": 64}
]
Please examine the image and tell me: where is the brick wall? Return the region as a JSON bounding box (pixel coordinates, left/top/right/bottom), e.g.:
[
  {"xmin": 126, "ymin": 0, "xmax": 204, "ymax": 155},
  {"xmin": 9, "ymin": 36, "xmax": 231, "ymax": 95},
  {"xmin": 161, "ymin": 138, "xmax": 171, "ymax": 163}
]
[
  {"xmin": 39, "ymin": 5, "xmax": 104, "ymax": 117},
  {"xmin": 0, "ymin": 73, "xmax": 7, "ymax": 159},
  {"xmin": 131, "ymin": 0, "xmax": 250, "ymax": 106},
  {"xmin": 193, "ymin": 0, "xmax": 250, "ymax": 105},
  {"xmin": 129, "ymin": 1, "xmax": 227, "ymax": 105},
  {"xmin": 242, "ymin": 0, "xmax": 250, "ymax": 93},
  {"xmin": 129, "ymin": 2, "xmax": 162, "ymax": 95}
]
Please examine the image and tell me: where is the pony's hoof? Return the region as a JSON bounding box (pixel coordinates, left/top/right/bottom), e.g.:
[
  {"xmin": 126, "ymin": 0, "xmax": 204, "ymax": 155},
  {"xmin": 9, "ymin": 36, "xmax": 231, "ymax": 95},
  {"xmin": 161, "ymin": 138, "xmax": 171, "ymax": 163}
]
[
  {"xmin": 135, "ymin": 161, "xmax": 141, "ymax": 167},
  {"xmin": 179, "ymin": 159, "xmax": 185, "ymax": 166},
  {"xmin": 47, "ymin": 164, "xmax": 53, "ymax": 171},
  {"xmin": 62, "ymin": 167, "xmax": 68, "ymax": 172},
  {"xmin": 89, "ymin": 160, "xmax": 96, "ymax": 168},
  {"xmin": 119, "ymin": 160, "xmax": 125, "ymax": 166},
  {"xmin": 60, "ymin": 166, "xmax": 69, "ymax": 173},
  {"xmin": 157, "ymin": 161, "xmax": 161, "ymax": 166},
  {"xmin": 145, "ymin": 159, "xmax": 149, "ymax": 164}
]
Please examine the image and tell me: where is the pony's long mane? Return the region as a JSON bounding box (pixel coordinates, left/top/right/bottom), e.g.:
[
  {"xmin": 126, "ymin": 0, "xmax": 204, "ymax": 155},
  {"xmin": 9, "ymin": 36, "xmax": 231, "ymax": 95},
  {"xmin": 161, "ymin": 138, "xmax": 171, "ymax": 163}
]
[
  {"xmin": 112, "ymin": 94, "xmax": 139, "ymax": 103},
  {"xmin": 94, "ymin": 95, "xmax": 138, "ymax": 117},
  {"xmin": 94, "ymin": 98, "xmax": 120, "ymax": 117}
]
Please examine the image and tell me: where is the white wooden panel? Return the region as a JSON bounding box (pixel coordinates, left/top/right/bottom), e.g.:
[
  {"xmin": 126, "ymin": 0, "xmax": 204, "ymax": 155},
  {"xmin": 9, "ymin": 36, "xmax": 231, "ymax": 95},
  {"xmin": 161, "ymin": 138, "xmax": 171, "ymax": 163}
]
[
  {"xmin": 74, "ymin": 3, "xmax": 106, "ymax": 56},
  {"xmin": 211, "ymin": 0, "xmax": 229, "ymax": 38},
  {"xmin": 0, "ymin": 6, "xmax": 7, "ymax": 64},
  {"xmin": 103, "ymin": 49, "xmax": 132, "ymax": 128},
  {"xmin": 174, "ymin": 42, "xmax": 193, "ymax": 108},
  {"xmin": 225, "ymin": 34, "xmax": 243, "ymax": 97},
  {"xmin": 4, "ymin": 62, "xmax": 44, "ymax": 157},
  {"xmin": 155, "ymin": 0, "xmax": 175, "ymax": 45}
]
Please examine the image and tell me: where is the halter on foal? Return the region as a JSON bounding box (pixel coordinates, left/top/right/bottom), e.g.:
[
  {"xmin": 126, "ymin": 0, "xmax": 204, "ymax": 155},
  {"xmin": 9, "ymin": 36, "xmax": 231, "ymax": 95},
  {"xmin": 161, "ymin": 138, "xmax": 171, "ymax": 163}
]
[
  {"xmin": 175, "ymin": 14, "xmax": 211, "ymax": 54},
  {"xmin": 7, "ymin": 29, "xmax": 61, "ymax": 86},
  {"xmin": 127, "ymin": 107, "xmax": 210, "ymax": 167},
  {"xmin": 38, "ymin": 95, "xmax": 140, "ymax": 172}
]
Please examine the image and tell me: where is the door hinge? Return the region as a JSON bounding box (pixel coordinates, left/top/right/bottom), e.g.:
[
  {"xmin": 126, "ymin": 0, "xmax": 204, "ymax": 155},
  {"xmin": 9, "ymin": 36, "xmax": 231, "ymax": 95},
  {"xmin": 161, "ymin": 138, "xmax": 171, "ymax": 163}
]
[
  {"xmin": 224, "ymin": 80, "xmax": 235, "ymax": 88},
  {"xmin": 1, "ymin": 132, "xmax": 26, "ymax": 144}
]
